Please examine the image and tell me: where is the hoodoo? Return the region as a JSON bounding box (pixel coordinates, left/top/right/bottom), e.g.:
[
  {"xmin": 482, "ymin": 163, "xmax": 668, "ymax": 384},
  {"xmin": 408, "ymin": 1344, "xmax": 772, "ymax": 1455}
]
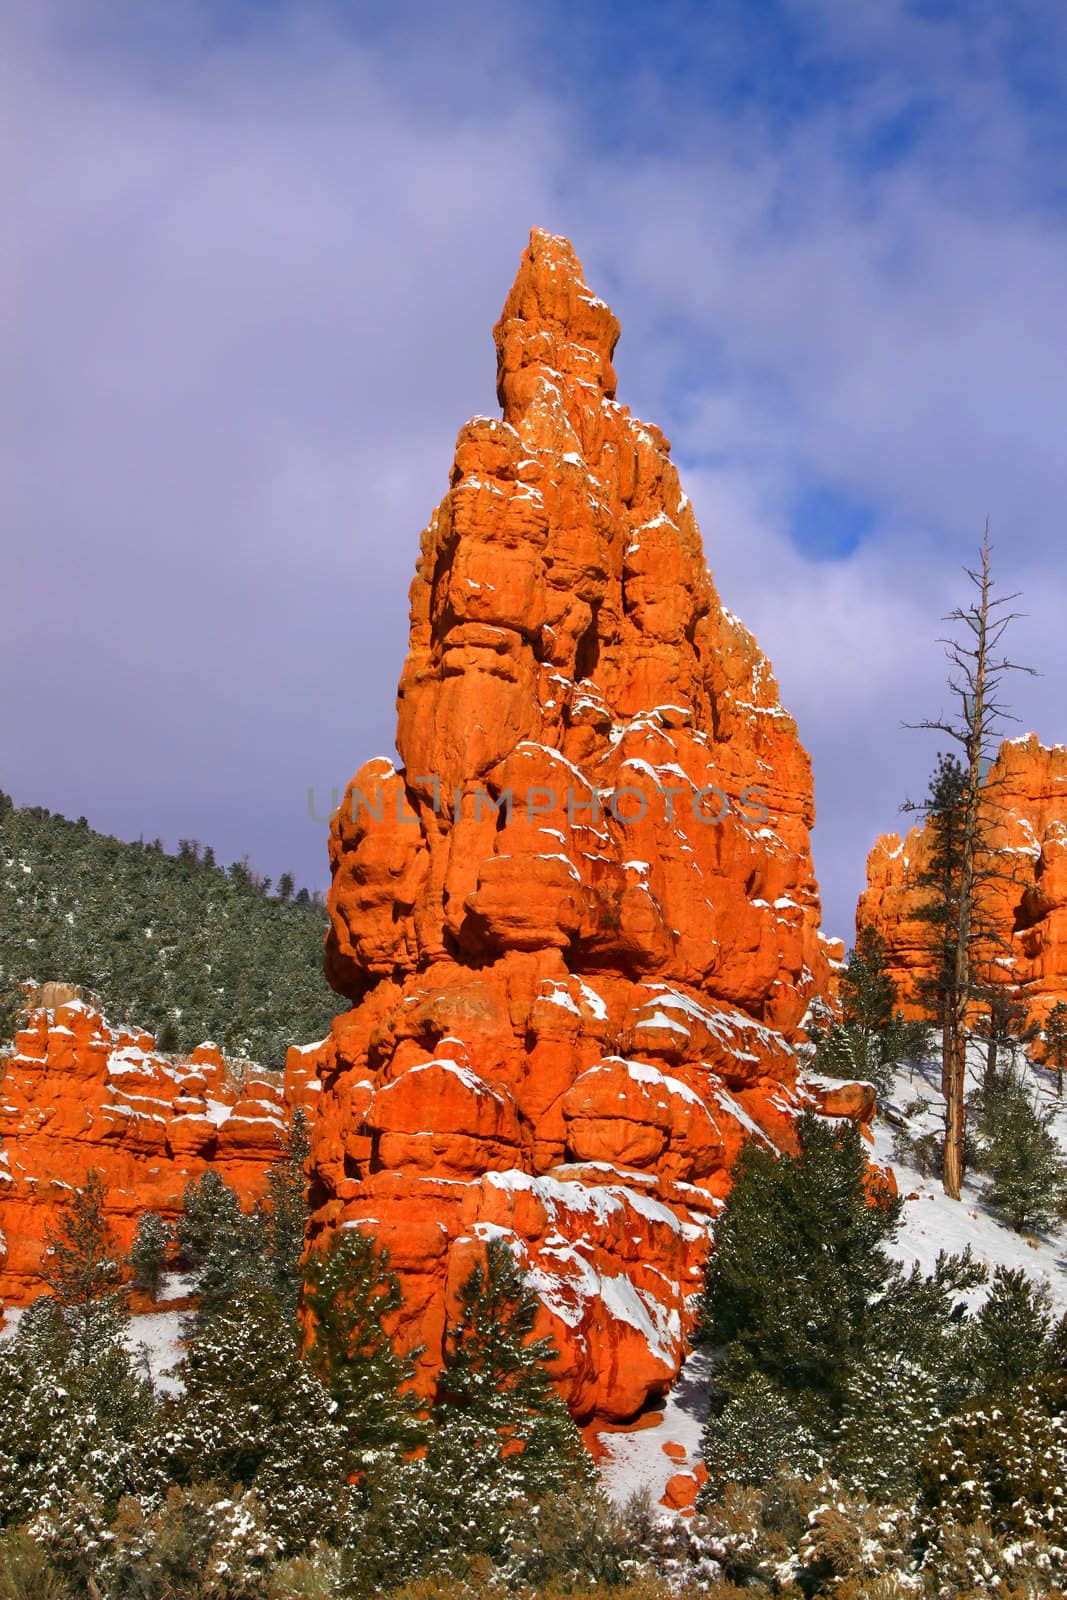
[
  {"xmin": 858, "ymin": 733, "xmax": 1067, "ymax": 1031},
  {"xmin": 303, "ymin": 229, "xmax": 853, "ymax": 1421}
]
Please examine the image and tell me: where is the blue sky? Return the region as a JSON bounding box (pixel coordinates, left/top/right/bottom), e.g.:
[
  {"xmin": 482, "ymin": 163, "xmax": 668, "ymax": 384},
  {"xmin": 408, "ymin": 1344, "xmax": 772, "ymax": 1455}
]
[{"xmin": 5, "ymin": 0, "xmax": 1067, "ymax": 937}]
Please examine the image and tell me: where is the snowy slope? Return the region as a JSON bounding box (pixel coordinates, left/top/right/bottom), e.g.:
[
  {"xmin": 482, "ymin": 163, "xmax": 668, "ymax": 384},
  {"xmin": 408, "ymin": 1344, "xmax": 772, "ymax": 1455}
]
[
  {"xmin": 875, "ymin": 1054, "xmax": 1067, "ymax": 1315},
  {"xmin": 599, "ymin": 1049, "xmax": 1067, "ymax": 1509},
  {"xmin": 598, "ymin": 1346, "xmax": 713, "ymax": 1506}
]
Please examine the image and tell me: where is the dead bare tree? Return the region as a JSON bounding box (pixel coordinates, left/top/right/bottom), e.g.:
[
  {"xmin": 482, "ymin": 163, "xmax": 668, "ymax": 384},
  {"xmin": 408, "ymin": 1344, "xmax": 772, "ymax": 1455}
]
[{"xmin": 906, "ymin": 528, "xmax": 1033, "ymax": 1199}]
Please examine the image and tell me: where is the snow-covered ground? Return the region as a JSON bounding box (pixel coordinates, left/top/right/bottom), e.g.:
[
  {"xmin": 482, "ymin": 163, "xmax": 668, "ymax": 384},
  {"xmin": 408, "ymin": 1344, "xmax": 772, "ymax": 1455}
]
[
  {"xmin": 127, "ymin": 1307, "xmax": 186, "ymax": 1395},
  {"xmin": 875, "ymin": 1055, "xmax": 1067, "ymax": 1315},
  {"xmin": 598, "ymin": 1346, "xmax": 713, "ymax": 1507},
  {"xmin": 599, "ymin": 1049, "xmax": 1067, "ymax": 1509},
  {"xmin": 0, "ymin": 1272, "xmax": 189, "ymax": 1394}
]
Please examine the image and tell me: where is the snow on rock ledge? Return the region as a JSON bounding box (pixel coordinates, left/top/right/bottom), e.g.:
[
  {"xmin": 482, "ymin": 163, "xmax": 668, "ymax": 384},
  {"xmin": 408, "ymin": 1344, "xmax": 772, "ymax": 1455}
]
[
  {"xmin": 0, "ymin": 1001, "xmax": 319, "ymax": 1304},
  {"xmin": 306, "ymin": 229, "xmax": 870, "ymax": 1423}
]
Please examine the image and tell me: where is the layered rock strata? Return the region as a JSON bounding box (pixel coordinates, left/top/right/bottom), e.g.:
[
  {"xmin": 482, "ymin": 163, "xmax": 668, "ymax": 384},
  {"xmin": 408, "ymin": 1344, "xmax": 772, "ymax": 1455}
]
[
  {"xmin": 304, "ymin": 229, "xmax": 852, "ymax": 1421},
  {"xmin": 0, "ymin": 1000, "xmax": 319, "ymax": 1303}
]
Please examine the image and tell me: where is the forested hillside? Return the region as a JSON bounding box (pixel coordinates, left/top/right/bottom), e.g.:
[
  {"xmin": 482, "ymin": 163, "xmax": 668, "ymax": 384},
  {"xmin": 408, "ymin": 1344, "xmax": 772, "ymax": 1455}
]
[{"xmin": 0, "ymin": 791, "xmax": 338, "ymax": 1064}]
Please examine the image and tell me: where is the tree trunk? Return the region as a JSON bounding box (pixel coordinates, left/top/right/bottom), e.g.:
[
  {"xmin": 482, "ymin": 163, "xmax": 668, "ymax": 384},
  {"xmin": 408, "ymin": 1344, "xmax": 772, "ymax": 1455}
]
[
  {"xmin": 944, "ymin": 1007, "xmax": 966, "ymax": 1198},
  {"xmin": 940, "ymin": 1016, "xmax": 952, "ymax": 1100},
  {"xmin": 984, "ymin": 1033, "xmax": 998, "ymax": 1096},
  {"xmin": 942, "ymin": 543, "xmax": 992, "ymax": 1199}
]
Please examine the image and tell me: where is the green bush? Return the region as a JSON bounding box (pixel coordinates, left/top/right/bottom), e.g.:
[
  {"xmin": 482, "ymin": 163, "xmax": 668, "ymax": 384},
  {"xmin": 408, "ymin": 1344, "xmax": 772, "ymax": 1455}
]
[
  {"xmin": 699, "ymin": 1114, "xmax": 901, "ymax": 1443},
  {"xmin": 918, "ymin": 1376, "xmax": 1067, "ymax": 1546}
]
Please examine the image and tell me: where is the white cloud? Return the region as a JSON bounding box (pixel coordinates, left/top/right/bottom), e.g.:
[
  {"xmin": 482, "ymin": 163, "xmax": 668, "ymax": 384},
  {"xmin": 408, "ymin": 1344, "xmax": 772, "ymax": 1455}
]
[{"xmin": 3, "ymin": 0, "xmax": 1065, "ymax": 940}]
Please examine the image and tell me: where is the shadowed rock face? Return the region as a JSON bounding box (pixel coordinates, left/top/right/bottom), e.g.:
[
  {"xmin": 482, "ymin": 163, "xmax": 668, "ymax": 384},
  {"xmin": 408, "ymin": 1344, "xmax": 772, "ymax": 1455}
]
[
  {"xmin": 306, "ymin": 229, "xmax": 843, "ymax": 1422},
  {"xmin": 859, "ymin": 733, "xmax": 1067, "ymax": 1033}
]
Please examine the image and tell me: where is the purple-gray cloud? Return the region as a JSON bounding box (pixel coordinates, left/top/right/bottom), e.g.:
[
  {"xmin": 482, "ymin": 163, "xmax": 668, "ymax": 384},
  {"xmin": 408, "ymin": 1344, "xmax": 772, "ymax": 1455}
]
[{"xmin": 4, "ymin": 0, "xmax": 1066, "ymax": 942}]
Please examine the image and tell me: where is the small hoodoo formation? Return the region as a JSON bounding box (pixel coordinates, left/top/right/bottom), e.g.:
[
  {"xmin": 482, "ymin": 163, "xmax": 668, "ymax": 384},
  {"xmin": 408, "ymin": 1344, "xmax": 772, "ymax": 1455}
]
[
  {"xmin": 303, "ymin": 229, "xmax": 859, "ymax": 1422},
  {"xmin": 0, "ymin": 999, "xmax": 320, "ymax": 1304},
  {"xmin": 858, "ymin": 734, "xmax": 1067, "ymax": 1030}
]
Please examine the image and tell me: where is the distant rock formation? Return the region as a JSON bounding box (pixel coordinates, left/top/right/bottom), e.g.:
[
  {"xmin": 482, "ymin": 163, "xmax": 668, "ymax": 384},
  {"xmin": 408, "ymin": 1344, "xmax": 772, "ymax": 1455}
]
[
  {"xmin": 858, "ymin": 734, "xmax": 1067, "ymax": 1031},
  {"xmin": 304, "ymin": 228, "xmax": 857, "ymax": 1422},
  {"xmin": 0, "ymin": 1000, "xmax": 319, "ymax": 1304}
]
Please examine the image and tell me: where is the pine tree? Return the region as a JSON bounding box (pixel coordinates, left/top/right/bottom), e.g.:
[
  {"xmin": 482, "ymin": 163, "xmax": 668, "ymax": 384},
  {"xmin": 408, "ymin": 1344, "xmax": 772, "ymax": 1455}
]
[
  {"xmin": 912, "ymin": 752, "xmax": 969, "ymax": 1082},
  {"xmin": 816, "ymin": 928, "xmax": 928, "ymax": 1103},
  {"xmin": 129, "ymin": 1211, "xmax": 173, "ymax": 1301},
  {"xmin": 980, "ymin": 1068, "xmax": 1067, "ymax": 1232},
  {"xmin": 1051, "ymin": 1310, "xmax": 1067, "ymax": 1373},
  {"xmin": 263, "ymin": 1106, "xmax": 310, "ymax": 1322},
  {"xmin": 838, "ymin": 1247, "xmax": 988, "ymax": 1497},
  {"xmin": 974, "ymin": 985, "xmax": 1038, "ymax": 1094},
  {"xmin": 157, "ymin": 1282, "xmax": 349, "ymax": 1554},
  {"xmin": 812, "ymin": 1021, "xmax": 885, "ymax": 1095},
  {"xmin": 962, "ymin": 1266, "xmax": 1055, "ymax": 1397},
  {"xmin": 413, "ymin": 1235, "xmax": 592, "ymax": 1563},
  {"xmin": 303, "ymin": 1228, "xmax": 424, "ymax": 1470},
  {"xmin": 178, "ymin": 1169, "xmax": 264, "ymax": 1317},
  {"xmin": 701, "ymin": 1370, "xmax": 822, "ymax": 1493},
  {"xmin": 432, "ymin": 1234, "xmax": 589, "ymax": 1492},
  {"xmin": 700, "ymin": 1115, "xmax": 901, "ymax": 1436},
  {"xmin": 355, "ymin": 1235, "xmax": 598, "ymax": 1574},
  {"xmin": 42, "ymin": 1169, "xmax": 125, "ymax": 1367},
  {"xmin": 838, "ymin": 926, "xmax": 897, "ymax": 1034},
  {"xmin": 156, "ymin": 1015, "xmax": 180, "ymax": 1053},
  {"xmin": 833, "ymin": 1350, "xmax": 943, "ymax": 1502},
  {"xmin": 906, "ymin": 533, "xmax": 1033, "ymax": 1199},
  {"xmin": 1044, "ymin": 999, "xmax": 1067, "ymax": 1097},
  {"xmin": 0, "ymin": 1293, "xmax": 156, "ymax": 1527},
  {"xmin": 0, "ymin": 979, "xmax": 21, "ymax": 1046}
]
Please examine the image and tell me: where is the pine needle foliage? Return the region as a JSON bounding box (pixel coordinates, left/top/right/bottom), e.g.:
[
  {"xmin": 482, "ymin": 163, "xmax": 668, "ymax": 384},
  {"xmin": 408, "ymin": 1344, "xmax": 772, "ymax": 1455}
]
[
  {"xmin": 979, "ymin": 1068, "xmax": 1067, "ymax": 1232},
  {"xmin": 42, "ymin": 1169, "xmax": 126, "ymax": 1368},
  {"xmin": 0, "ymin": 794, "xmax": 336, "ymax": 1062},
  {"xmin": 263, "ymin": 1107, "xmax": 311, "ymax": 1322},
  {"xmin": 700, "ymin": 1115, "xmax": 901, "ymax": 1432},
  {"xmin": 432, "ymin": 1234, "xmax": 589, "ymax": 1487},
  {"xmin": 128, "ymin": 1212, "xmax": 174, "ymax": 1301},
  {"xmin": 1044, "ymin": 999, "xmax": 1067, "ymax": 1098},
  {"xmin": 0, "ymin": 1296, "xmax": 155, "ymax": 1528},
  {"xmin": 178, "ymin": 1169, "xmax": 265, "ymax": 1319},
  {"xmin": 157, "ymin": 1282, "xmax": 350, "ymax": 1554},
  {"xmin": 961, "ymin": 1265, "xmax": 1057, "ymax": 1397},
  {"xmin": 303, "ymin": 1229, "xmax": 424, "ymax": 1469},
  {"xmin": 413, "ymin": 1235, "xmax": 593, "ymax": 1561},
  {"xmin": 814, "ymin": 928, "xmax": 928, "ymax": 1102}
]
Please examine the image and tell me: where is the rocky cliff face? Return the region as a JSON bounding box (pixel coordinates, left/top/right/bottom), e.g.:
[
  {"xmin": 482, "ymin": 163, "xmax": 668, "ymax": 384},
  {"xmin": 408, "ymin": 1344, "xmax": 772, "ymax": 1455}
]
[
  {"xmin": 858, "ymin": 734, "xmax": 1067, "ymax": 1029},
  {"xmin": 305, "ymin": 229, "xmax": 849, "ymax": 1422},
  {"xmin": 0, "ymin": 1000, "xmax": 319, "ymax": 1304}
]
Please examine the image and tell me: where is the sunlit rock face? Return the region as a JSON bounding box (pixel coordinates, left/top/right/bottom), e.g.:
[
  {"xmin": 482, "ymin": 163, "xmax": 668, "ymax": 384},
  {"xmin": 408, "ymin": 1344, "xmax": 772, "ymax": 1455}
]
[
  {"xmin": 0, "ymin": 1000, "xmax": 319, "ymax": 1304},
  {"xmin": 307, "ymin": 228, "xmax": 844, "ymax": 1422},
  {"xmin": 859, "ymin": 734, "xmax": 1067, "ymax": 1033}
]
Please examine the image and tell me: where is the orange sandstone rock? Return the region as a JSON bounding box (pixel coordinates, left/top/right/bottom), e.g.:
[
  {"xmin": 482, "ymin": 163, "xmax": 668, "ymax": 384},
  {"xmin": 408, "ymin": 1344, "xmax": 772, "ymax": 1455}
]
[
  {"xmin": 0, "ymin": 1001, "xmax": 318, "ymax": 1304},
  {"xmin": 858, "ymin": 735, "xmax": 1067, "ymax": 1033},
  {"xmin": 307, "ymin": 229, "xmax": 854, "ymax": 1423},
  {"xmin": 661, "ymin": 1470, "xmax": 702, "ymax": 1513}
]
